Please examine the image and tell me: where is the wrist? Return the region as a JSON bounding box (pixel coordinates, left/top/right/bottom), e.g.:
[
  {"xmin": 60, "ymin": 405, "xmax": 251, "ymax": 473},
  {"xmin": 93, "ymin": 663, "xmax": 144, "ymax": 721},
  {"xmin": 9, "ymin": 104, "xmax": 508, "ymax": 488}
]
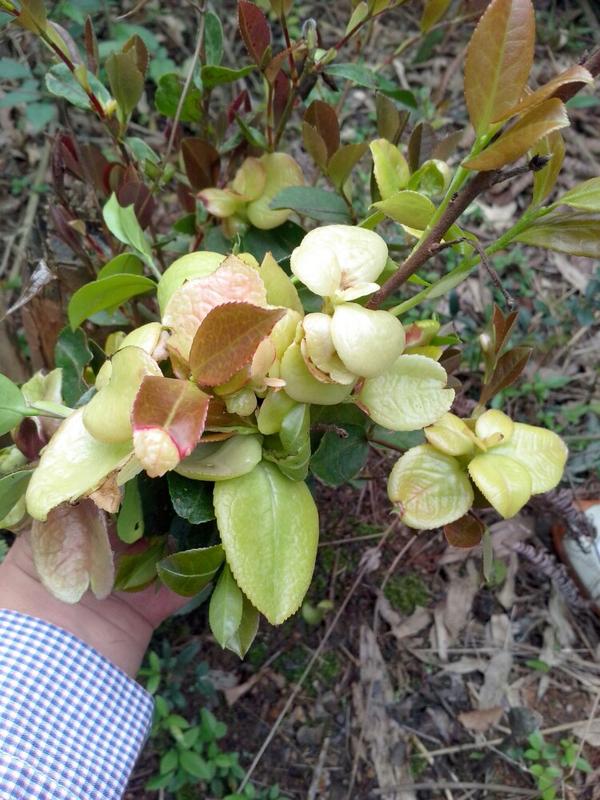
[{"xmin": 0, "ymin": 537, "xmax": 152, "ymax": 677}]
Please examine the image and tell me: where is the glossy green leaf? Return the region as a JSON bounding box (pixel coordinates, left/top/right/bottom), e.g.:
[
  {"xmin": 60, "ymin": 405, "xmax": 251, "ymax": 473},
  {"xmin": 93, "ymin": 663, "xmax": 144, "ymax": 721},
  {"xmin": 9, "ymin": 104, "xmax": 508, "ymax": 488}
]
[
  {"xmin": 204, "ymin": 10, "xmax": 224, "ymax": 65},
  {"xmin": 154, "ymin": 73, "xmax": 202, "ymax": 122},
  {"xmin": 514, "ymin": 212, "xmax": 600, "ymax": 258},
  {"xmin": 167, "ymin": 473, "xmax": 215, "ymax": 524},
  {"xmin": 158, "ymin": 544, "xmax": 224, "ymax": 596},
  {"xmin": 310, "ymin": 424, "xmax": 368, "ymax": 486},
  {"xmin": 0, "ymin": 469, "xmax": 32, "ymax": 521},
  {"xmin": 97, "ymin": 253, "xmax": 144, "ymax": 279},
  {"xmin": 103, "ymin": 193, "xmax": 154, "ymax": 265},
  {"xmin": 388, "ymin": 444, "xmax": 474, "ymax": 529},
  {"xmin": 468, "ymin": 453, "xmax": 531, "ymax": 518},
  {"xmin": 176, "ymin": 435, "xmax": 263, "ymax": 482},
  {"xmin": 68, "ymin": 274, "xmax": 156, "ymax": 329},
  {"xmin": 559, "ymin": 177, "xmax": 600, "ymax": 212},
  {"xmin": 463, "ymin": 0, "xmax": 535, "ymax": 133},
  {"xmin": 200, "ymin": 64, "xmax": 254, "ymax": 89},
  {"xmin": 370, "ymin": 138, "xmax": 410, "ymax": 199},
  {"xmin": 209, "ymin": 563, "xmax": 243, "ymax": 645},
  {"xmin": 226, "ymin": 593, "xmax": 260, "ymax": 658},
  {"xmin": 116, "ymin": 477, "xmax": 144, "ymax": 544},
  {"xmin": 464, "ymin": 99, "xmax": 569, "ymax": 172},
  {"xmin": 45, "ymin": 63, "xmax": 111, "ymax": 111},
  {"xmin": 54, "ymin": 327, "xmax": 92, "ymax": 406},
  {"xmin": 26, "ymin": 409, "xmax": 132, "ymax": 521},
  {"xmin": 372, "ymin": 189, "xmax": 435, "ymax": 229},
  {"xmin": 270, "ymin": 187, "xmax": 351, "ymax": 224},
  {"xmin": 491, "ymin": 422, "xmax": 568, "ymax": 494},
  {"xmin": 0, "ymin": 375, "xmax": 28, "ymax": 435},
  {"xmin": 115, "ymin": 538, "xmax": 165, "ymax": 591},
  {"xmin": 105, "ymin": 49, "xmax": 144, "ymax": 119},
  {"xmin": 324, "ymin": 63, "xmax": 417, "ymax": 108},
  {"xmin": 214, "ymin": 461, "xmax": 319, "ymax": 624},
  {"xmin": 359, "ymin": 354, "xmax": 454, "ymax": 431}
]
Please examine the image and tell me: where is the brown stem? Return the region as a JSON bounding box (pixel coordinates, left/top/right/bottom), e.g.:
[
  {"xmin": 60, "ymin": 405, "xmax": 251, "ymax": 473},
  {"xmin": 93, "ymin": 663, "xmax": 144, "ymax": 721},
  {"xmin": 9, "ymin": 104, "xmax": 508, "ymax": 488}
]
[
  {"xmin": 367, "ymin": 46, "xmax": 600, "ymax": 310},
  {"xmin": 280, "ymin": 11, "xmax": 299, "ymax": 87}
]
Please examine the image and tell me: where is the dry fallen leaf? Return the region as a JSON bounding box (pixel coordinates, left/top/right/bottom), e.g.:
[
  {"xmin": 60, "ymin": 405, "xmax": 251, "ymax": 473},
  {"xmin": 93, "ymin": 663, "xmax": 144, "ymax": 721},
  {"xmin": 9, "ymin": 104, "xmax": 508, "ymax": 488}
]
[{"xmin": 458, "ymin": 706, "xmax": 503, "ymax": 732}]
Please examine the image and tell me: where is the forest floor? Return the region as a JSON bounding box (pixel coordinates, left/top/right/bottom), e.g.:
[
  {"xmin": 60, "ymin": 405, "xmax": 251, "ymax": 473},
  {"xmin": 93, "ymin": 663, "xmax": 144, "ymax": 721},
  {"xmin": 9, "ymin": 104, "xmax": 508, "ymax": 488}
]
[{"xmin": 1, "ymin": 1, "xmax": 599, "ymax": 798}]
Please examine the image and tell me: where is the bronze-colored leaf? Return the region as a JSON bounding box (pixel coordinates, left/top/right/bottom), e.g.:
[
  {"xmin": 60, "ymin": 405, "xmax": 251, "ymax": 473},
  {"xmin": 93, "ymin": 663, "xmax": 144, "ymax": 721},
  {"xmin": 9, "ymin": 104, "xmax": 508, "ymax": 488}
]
[
  {"xmin": 444, "ymin": 514, "xmax": 484, "ymax": 548},
  {"xmin": 123, "ymin": 33, "xmax": 149, "ymax": 77},
  {"xmin": 421, "ymin": 0, "xmax": 452, "ymax": 33},
  {"xmin": 514, "ymin": 212, "xmax": 600, "ymax": 258},
  {"xmin": 479, "ymin": 346, "xmax": 531, "ymax": 406},
  {"xmin": 327, "ymin": 142, "xmax": 368, "ymax": 191},
  {"xmin": 84, "ymin": 16, "xmax": 99, "ymax": 74},
  {"xmin": 407, "ymin": 121, "xmax": 435, "ymax": 173},
  {"xmin": 492, "ymin": 305, "xmax": 517, "ymax": 357},
  {"xmin": 181, "ymin": 137, "xmax": 221, "ymax": 191},
  {"xmin": 105, "ymin": 49, "xmax": 144, "ymax": 119},
  {"xmin": 464, "ymin": 0, "xmax": 535, "ymax": 134},
  {"xmin": 375, "ymin": 92, "xmax": 408, "ymax": 144},
  {"xmin": 304, "ymin": 100, "xmax": 340, "ymax": 159},
  {"xmin": 238, "ymin": 0, "xmax": 271, "ymax": 65},
  {"xmin": 531, "ymin": 130, "xmax": 565, "ymax": 207},
  {"xmin": 495, "ymin": 65, "xmax": 593, "ymax": 122},
  {"xmin": 190, "ymin": 302, "xmax": 285, "ymax": 387},
  {"xmin": 302, "ymin": 121, "xmax": 328, "ymax": 170},
  {"xmin": 464, "ymin": 98, "xmax": 568, "ymax": 172}
]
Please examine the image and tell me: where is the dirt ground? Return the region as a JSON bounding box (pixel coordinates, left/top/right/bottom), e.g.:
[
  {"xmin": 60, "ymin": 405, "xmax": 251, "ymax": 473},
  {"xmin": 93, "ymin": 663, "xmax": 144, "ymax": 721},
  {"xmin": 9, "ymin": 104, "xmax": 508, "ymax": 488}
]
[{"xmin": 1, "ymin": 1, "xmax": 599, "ymax": 798}]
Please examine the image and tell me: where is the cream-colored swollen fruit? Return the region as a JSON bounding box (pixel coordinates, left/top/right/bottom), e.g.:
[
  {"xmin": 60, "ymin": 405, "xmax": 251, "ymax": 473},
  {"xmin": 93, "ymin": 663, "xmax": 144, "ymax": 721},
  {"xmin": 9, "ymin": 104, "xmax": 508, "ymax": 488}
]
[
  {"xmin": 175, "ymin": 435, "xmax": 263, "ymax": 481},
  {"xmin": 331, "ymin": 303, "xmax": 405, "ymax": 378},
  {"xmin": 280, "ymin": 342, "xmax": 354, "ymax": 405},
  {"xmin": 83, "ymin": 346, "xmax": 161, "ymax": 443},
  {"xmin": 246, "ymin": 153, "xmax": 304, "ymax": 230},
  {"xmin": 119, "ymin": 322, "xmax": 165, "ymax": 357},
  {"xmin": 157, "ymin": 251, "xmax": 226, "ymax": 313},
  {"xmin": 290, "ymin": 225, "xmax": 388, "ymax": 299},
  {"xmin": 302, "ymin": 313, "xmax": 355, "ymax": 384}
]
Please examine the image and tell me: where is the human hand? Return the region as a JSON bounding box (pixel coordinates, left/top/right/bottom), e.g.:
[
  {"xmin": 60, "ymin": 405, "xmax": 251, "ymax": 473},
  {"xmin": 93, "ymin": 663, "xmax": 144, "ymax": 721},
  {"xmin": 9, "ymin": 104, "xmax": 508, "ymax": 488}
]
[{"xmin": 0, "ymin": 532, "xmax": 188, "ymax": 677}]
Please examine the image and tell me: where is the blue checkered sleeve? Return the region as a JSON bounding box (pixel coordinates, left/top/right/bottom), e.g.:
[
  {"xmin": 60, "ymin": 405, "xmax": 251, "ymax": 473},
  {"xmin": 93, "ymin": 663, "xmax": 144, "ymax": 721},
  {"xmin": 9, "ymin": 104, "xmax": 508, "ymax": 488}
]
[{"xmin": 0, "ymin": 609, "xmax": 154, "ymax": 800}]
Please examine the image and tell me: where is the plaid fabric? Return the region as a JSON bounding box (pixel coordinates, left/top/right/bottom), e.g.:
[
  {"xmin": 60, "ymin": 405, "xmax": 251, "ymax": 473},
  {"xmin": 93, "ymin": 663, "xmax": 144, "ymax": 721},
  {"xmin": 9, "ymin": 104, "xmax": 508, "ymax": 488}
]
[{"xmin": 0, "ymin": 609, "xmax": 154, "ymax": 800}]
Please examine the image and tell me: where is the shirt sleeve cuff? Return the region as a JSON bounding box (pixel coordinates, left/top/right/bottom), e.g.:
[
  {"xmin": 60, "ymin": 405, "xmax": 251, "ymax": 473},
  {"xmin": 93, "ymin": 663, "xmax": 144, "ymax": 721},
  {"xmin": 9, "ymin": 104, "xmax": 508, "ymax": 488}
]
[{"xmin": 0, "ymin": 608, "xmax": 154, "ymax": 800}]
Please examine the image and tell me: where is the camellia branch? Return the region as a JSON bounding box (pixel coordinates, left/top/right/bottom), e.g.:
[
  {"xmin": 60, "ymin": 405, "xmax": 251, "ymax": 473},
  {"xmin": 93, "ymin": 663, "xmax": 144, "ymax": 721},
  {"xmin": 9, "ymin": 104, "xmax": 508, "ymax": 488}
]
[{"xmin": 367, "ymin": 46, "xmax": 600, "ymax": 311}]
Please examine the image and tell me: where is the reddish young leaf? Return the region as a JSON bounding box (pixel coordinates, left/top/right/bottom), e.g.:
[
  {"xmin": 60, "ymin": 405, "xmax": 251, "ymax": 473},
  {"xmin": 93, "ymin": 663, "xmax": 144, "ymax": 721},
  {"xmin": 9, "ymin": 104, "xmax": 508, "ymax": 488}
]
[
  {"xmin": 491, "ymin": 305, "xmax": 518, "ymax": 357},
  {"xmin": 495, "ymin": 65, "xmax": 593, "ymax": 121},
  {"xmin": 464, "ymin": 98, "xmax": 568, "ymax": 172},
  {"xmin": 181, "ymin": 138, "xmax": 221, "ymax": 191},
  {"xmin": 407, "ymin": 121, "xmax": 435, "ymax": 173},
  {"xmin": 117, "ymin": 180, "xmax": 156, "ymax": 229},
  {"xmin": 190, "ymin": 302, "xmax": 285, "ymax": 387},
  {"xmin": 123, "ymin": 34, "xmax": 149, "ymax": 77},
  {"xmin": 84, "ymin": 16, "xmax": 99, "ymax": 74},
  {"xmin": 464, "ymin": 0, "xmax": 535, "ymax": 134},
  {"xmin": 479, "ymin": 346, "xmax": 532, "ymax": 406},
  {"xmin": 273, "ymin": 69, "xmax": 291, "ymax": 124},
  {"xmin": 304, "ymin": 100, "xmax": 340, "ymax": 159},
  {"xmin": 238, "ymin": 0, "xmax": 271, "ymax": 65},
  {"xmin": 444, "ymin": 514, "xmax": 484, "ymax": 548},
  {"xmin": 132, "ymin": 376, "xmax": 210, "ymax": 477}
]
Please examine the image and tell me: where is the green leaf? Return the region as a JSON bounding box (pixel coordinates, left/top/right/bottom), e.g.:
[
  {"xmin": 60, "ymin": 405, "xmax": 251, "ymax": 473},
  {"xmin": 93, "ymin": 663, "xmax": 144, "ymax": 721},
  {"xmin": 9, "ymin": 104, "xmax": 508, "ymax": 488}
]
[
  {"xmin": 388, "ymin": 444, "xmax": 474, "ymax": 529},
  {"xmin": 0, "ymin": 57, "xmax": 32, "ymax": 79},
  {"xmin": 68, "ymin": 274, "xmax": 156, "ymax": 329},
  {"xmin": 214, "ymin": 461, "xmax": 319, "ymax": 624},
  {"xmin": 241, "ymin": 220, "xmax": 305, "ymax": 266},
  {"xmin": 310, "ymin": 424, "xmax": 369, "ymax": 486},
  {"xmin": 167, "ymin": 473, "xmax": 215, "ymax": 524},
  {"xmin": 115, "ymin": 538, "xmax": 166, "ymax": 591},
  {"xmin": 324, "ymin": 63, "xmax": 417, "ymax": 108},
  {"xmin": 117, "ymin": 478, "xmax": 144, "ymax": 544},
  {"xmin": 270, "ymin": 186, "xmax": 350, "ymax": 224},
  {"xmin": 45, "ymin": 62, "xmax": 111, "ymax": 111},
  {"xmin": 105, "ymin": 49, "xmax": 144, "ymax": 119},
  {"xmin": 559, "ymin": 177, "xmax": 600, "ymax": 212},
  {"xmin": 158, "ymin": 544, "xmax": 224, "ymax": 597},
  {"xmin": 102, "ymin": 193, "xmax": 154, "ymax": 265},
  {"xmin": 372, "ymin": 190, "xmax": 436, "ymax": 229},
  {"xmin": 514, "ymin": 212, "xmax": 600, "ymax": 258},
  {"xmin": 0, "ymin": 375, "xmax": 28, "ymax": 435},
  {"xmin": 359, "ymin": 354, "xmax": 454, "ymax": 431},
  {"xmin": 154, "ymin": 73, "xmax": 202, "ymax": 122},
  {"xmin": 0, "ymin": 470, "xmax": 33, "ymax": 520},
  {"xmin": 201, "ymin": 64, "xmax": 254, "ymax": 90},
  {"xmin": 209, "ymin": 563, "xmax": 243, "ymax": 646},
  {"xmin": 126, "ymin": 136, "xmax": 160, "ymax": 165},
  {"xmin": 463, "ymin": 0, "xmax": 535, "ymax": 133},
  {"xmin": 327, "ymin": 142, "xmax": 368, "ymax": 191},
  {"xmin": 204, "ymin": 10, "xmax": 224, "ymax": 65},
  {"xmin": 97, "ymin": 253, "xmax": 144, "ymax": 279},
  {"xmin": 54, "ymin": 327, "xmax": 92, "ymax": 406},
  {"xmin": 179, "ymin": 750, "xmax": 213, "ymax": 780},
  {"xmin": 226, "ymin": 594, "xmax": 259, "ymax": 658}
]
